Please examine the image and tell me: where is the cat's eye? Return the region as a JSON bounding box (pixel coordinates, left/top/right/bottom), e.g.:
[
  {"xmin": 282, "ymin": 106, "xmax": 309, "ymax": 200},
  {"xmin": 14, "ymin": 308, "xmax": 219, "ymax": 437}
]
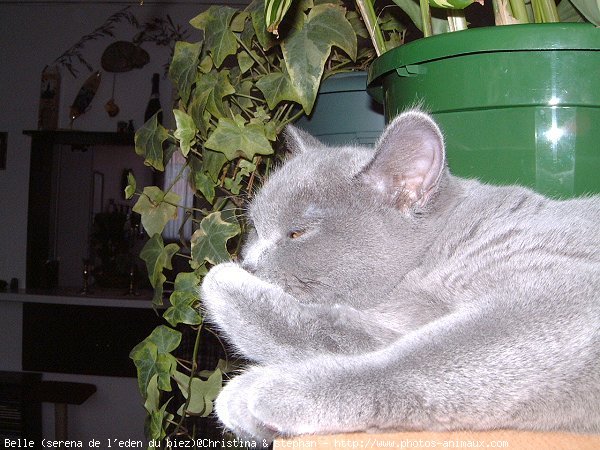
[{"xmin": 288, "ymin": 229, "xmax": 306, "ymax": 239}]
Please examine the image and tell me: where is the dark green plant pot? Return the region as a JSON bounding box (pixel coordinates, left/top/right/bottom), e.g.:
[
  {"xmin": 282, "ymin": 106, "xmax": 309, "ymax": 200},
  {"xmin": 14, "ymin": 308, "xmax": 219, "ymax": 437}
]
[
  {"xmin": 297, "ymin": 72, "xmax": 384, "ymax": 146},
  {"xmin": 368, "ymin": 23, "xmax": 600, "ymax": 198}
]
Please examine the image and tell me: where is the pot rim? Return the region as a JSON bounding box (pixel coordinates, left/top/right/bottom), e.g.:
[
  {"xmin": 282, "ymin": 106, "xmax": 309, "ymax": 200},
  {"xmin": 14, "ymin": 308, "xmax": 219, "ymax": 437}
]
[{"xmin": 367, "ymin": 23, "xmax": 600, "ymax": 98}]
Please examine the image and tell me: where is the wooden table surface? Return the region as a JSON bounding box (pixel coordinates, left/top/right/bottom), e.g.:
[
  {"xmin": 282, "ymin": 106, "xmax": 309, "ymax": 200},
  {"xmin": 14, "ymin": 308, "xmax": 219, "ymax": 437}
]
[{"xmin": 276, "ymin": 430, "xmax": 600, "ymax": 450}]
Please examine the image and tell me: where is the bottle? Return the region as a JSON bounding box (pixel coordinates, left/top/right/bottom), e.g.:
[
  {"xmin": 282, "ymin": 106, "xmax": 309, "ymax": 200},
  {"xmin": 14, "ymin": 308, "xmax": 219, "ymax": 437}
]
[{"xmin": 144, "ymin": 73, "xmax": 163, "ymax": 124}]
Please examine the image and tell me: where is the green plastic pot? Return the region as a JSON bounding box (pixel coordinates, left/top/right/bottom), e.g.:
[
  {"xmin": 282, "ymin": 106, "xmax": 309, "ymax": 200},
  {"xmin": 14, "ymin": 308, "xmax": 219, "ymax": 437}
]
[
  {"xmin": 368, "ymin": 23, "xmax": 600, "ymax": 198},
  {"xmin": 297, "ymin": 72, "xmax": 384, "ymax": 145}
]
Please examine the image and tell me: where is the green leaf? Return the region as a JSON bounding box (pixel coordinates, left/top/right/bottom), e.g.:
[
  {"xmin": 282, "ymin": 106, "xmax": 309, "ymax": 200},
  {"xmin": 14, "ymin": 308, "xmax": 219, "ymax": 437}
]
[
  {"xmin": 124, "ymin": 171, "xmax": 136, "ymax": 200},
  {"xmin": 190, "ymin": 6, "xmax": 239, "ymax": 68},
  {"xmin": 164, "ymin": 272, "xmax": 203, "ymax": 327},
  {"xmin": 139, "ymin": 234, "xmax": 180, "ymax": 305},
  {"xmin": 173, "ymin": 369, "xmax": 223, "ymax": 417},
  {"xmin": 193, "ymin": 171, "xmax": 216, "ymax": 204},
  {"xmin": 164, "ymin": 291, "xmax": 203, "ymax": 326},
  {"xmin": 237, "ymin": 51, "xmax": 256, "ymax": 74},
  {"xmin": 265, "ymin": 0, "xmax": 294, "ymax": 34},
  {"xmin": 147, "ymin": 400, "xmax": 173, "ymax": 441},
  {"xmin": 130, "ymin": 326, "xmax": 181, "ymax": 395},
  {"xmin": 250, "ymin": 0, "xmax": 278, "ymax": 50},
  {"xmin": 203, "ymin": 148, "xmax": 228, "ymax": 182},
  {"xmin": 428, "ymin": 0, "xmax": 480, "ymax": 8},
  {"xmin": 132, "ymin": 186, "xmax": 180, "ymax": 237},
  {"xmin": 130, "ymin": 341, "xmax": 159, "ymax": 396},
  {"xmin": 143, "ymin": 374, "xmax": 160, "ymax": 413},
  {"xmin": 567, "ymin": 0, "xmax": 600, "ymax": 25},
  {"xmin": 189, "ymin": 89, "xmax": 211, "ymax": 138},
  {"xmin": 173, "ymin": 109, "xmax": 197, "ymax": 157},
  {"xmin": 231, "ymin": 10, "xmax": 250, "ymax": 32},
  {"xmin": 150, "ymin": 324, "xmax": 183, "ymax": 353},
  {"xmin": 175, "ymin": 271, "xmax": 201, "ymax": 293},
  {"xmin": 224, "ymin": 159, "xmax": 257, "ymax": 195},
  {"xmin": 135, "ymin": 114, "xmax": 169, "ymax": 171},
  {"xmin": 191, "ymin": 211, "xmax": 240, "ymax": 265},
  {"xmin": 390, "ymin": 0, "xmax": 449, "ymax": 34},
  {"xmin": 204, "ymin": 117, "xmax": 273, "ymax": 161},
  {"xmin": 169, "ymin": 41, "xmax": 202, "ymax": 105},
  {"xmin": 282, "ymin": 4, "xmax": 357, "ymax": 113},
  {"xmin": 256, "ymin": 70, "xmax": 303, "ymax": 110},
  {"xmin": 195, "ymin": 71, "xmax": 236, "ymax": 119}
]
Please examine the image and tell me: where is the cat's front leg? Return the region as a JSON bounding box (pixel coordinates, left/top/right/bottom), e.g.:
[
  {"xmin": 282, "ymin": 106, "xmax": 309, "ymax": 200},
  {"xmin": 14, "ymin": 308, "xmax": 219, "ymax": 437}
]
[
  {"xmin": 216, "ymin": 305, "xmax": 600, "ymax": 441},
  {"xmin": 201, "ymin": 263, "xmax": 396, "ymax": 363}
]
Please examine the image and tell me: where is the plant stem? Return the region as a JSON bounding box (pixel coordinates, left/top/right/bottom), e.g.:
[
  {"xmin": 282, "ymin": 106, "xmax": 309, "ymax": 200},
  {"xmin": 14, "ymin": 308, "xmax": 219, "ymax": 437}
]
[
  {"xmin": 355, "ymin": 0, "xmax": 387, "ymax": 56},
  {"xmin": 532, "ymin": 0, "xmax": 560, "ymax": 22},
  {"xmin": 420, "ymin": 0, "xmax": 434, "ymax": 37},
  {"xmin": 173, "ymin": 323, "xmax": 204, "ymax": 433},
  {"xmin": 509, "ymin": 0, "xmax": 529, "ymax": 23},
  {"xmin": 446, "ymin": 10, "xmax": 468, "ymax": 32},
  {"xmin": 235, "ymin": 34, "xmax": 268, "ymax": 74}
]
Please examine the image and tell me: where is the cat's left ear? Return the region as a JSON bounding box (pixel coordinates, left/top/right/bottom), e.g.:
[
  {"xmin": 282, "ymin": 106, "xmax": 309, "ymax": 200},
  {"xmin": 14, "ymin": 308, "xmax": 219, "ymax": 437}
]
[
  {"xmin": 284, "ymin": 125, "xmax": 323, "ymax": 154},
  {"xmin": 359, "ymin": 110, "xmax": 446, "ymax": 210}
]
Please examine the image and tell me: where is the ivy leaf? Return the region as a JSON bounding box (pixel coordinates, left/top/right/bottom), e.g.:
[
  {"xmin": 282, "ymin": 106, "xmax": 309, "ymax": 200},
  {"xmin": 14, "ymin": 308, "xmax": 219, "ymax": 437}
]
[
  {"xmin": 135, "ymin": 114, "xmax": 169, "ymax": 171},
  {"xmin": 174, "ymin": 271, "xmax": 201, "ymax": 293},
  {"xmin": 143, "ymin": 374, "xmax": 160, "ymax": 413},
  {"xmin": 132, "ymin": 186, "xmax": 180, "ymax": 237},
  {"xmin": 191, "ymin": 211, "xmax": 240, "ymax": 266},
  {"xmin": 193, "ymin": 171, "xmax": 216, "ymax": 204},
  {"xmin": 203, "ymin": 148, "xmax": 228, "ymax": 182},
  {"xmin": 124, "ymin": 171, "xmax": 136, "ymax": 200},
  {"xmin": 164, "ymin": 272, "xmax": 203, "ymax": 327},
  {"xmin": 224, "ymin": 159, "xmax": 257, "ymax": 195},
  {"xmin": 147, "ymin": 399, "xmax": 173, "ymax": 441},
  {"xmin": 195, "ymin": 71, "xmax": 235, "ymax": 119},
  {"xmin": 282, "ymin": 4, "xmax": 357, "ymax": 113},
  {"xmin": 139, "ymin": 234, "xmax": 180, "ymax": 306},
  {"xmin": 129, "ymin": 325, "xmax": 181, "ymax": 395},
  {"xmin": 237, "ymin": 51, "xmax": 256, "ymax": 74},
  {"xmin": 190, "ymin": 6, "xmax": 238, "ymax": 68},
  {"xmin": 173, "ymin": 369, "xmax": 223, "ymax": 416},
  {"xmin": 189, "ymin": 89, "xmax": 211, "ymax": 138},
  {"xmin": 164, "ymin": 291, "xmax": 202, "ymax": 327},
  {"xmin": 256, "ymin": 70, "xmax": 303, "ymax": 109},
  {"xmin": 169, "ymin": 41, "xmax": 202, "ymax": 105},
  {"xmin": 204, "ymin": 117, "xmax": 273, "ymax": 161},
  {"xmin": 173, "ymin": 109, "xmax": 197, "ymax": 157}
]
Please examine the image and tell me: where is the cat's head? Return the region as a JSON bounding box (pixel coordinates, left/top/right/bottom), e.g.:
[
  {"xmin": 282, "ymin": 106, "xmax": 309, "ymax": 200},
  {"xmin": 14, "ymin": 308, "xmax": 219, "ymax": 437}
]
[{"xmin": 242, "ymin": 110, "xmax": 447, "ymax": 307}]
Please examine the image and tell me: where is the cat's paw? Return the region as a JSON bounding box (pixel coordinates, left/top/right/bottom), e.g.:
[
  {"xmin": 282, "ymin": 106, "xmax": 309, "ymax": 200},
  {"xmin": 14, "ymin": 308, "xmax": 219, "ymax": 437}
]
[
  {"xmin": 215, "ymin": 367, "xmax": 279, "ymax": 443},
  {"xmin": 201, "ymin": 263, "xmax": 293, "ymax": 360},
  {"xmin": 200, "ymin": 262, "xmax": 274, "ymax": 319},
  {"xmin": 216, "ymin": 364, "xmax": 342, "ymax": 442}
]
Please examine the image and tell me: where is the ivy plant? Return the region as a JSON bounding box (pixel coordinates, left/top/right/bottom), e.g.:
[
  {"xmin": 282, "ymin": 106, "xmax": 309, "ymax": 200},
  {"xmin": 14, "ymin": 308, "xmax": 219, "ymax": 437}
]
[{"xmin": 127, "ymin": 0, "xmax": 374, "ymax": 445}]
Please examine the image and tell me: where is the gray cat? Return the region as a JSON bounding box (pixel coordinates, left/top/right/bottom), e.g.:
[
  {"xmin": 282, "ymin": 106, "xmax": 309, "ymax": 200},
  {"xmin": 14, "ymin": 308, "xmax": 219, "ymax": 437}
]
[{"xmin": 200, "ymin": 110, "xmax": 600, "ymax": 442}]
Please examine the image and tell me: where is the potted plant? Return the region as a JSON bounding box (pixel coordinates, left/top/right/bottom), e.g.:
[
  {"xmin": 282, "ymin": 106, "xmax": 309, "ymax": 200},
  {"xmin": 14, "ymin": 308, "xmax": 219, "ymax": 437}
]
[
  {"xmin": 127, "ymin": 0, "xmax": 375, "ymax": 445},
  {"xmin": 266, "ymin": 0, "xmax": 600, "ymax": 198}
]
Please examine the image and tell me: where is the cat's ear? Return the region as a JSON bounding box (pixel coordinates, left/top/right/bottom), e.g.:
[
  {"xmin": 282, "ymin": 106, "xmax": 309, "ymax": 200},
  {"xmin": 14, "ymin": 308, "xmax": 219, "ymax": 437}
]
[
  {"xmin": 359, "ymin": 110, "xmax": 446, "ymax": 210},
  {"xmin": 284, "ymin": 125, "xmax": 323, "ymax": 154}
]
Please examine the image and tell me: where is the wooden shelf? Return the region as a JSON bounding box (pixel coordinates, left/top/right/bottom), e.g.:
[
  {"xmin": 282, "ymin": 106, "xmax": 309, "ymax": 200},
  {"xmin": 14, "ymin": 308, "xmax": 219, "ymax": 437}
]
[{"xmin": 23, "ymin": 129, "xmax": 134, "ymax": 146}]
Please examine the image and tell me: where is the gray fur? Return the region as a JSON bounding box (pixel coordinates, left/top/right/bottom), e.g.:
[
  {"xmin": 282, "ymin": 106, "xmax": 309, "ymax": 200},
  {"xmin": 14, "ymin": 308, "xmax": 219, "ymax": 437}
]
[{"xmin": 200, "ymin": 110, "xmax": 600, "ymax": 441}]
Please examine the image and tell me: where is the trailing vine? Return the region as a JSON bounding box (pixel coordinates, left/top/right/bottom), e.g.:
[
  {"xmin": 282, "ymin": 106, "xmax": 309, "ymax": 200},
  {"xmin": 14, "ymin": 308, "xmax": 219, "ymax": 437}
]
[{"xmin": 126, "ymin": 0, "xmax": 389, "ymax": 446}]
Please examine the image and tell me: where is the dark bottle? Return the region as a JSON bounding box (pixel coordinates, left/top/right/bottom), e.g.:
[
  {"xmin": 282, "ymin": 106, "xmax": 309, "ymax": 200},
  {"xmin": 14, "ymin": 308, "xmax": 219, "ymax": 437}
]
[{"xmin": 144, "ymin": 73, "xmax": 163, "ymax": 124}]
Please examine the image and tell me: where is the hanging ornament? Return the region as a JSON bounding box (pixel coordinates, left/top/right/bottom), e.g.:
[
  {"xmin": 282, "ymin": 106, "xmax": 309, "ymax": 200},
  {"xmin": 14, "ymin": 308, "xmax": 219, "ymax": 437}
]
[
  {"xmin": 70, "ymin": 70, "xmax": 101, "ymax": 125},
  {"xmin": 104, "ymin": 73, "xmax": 120, "ymax": 117}
]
